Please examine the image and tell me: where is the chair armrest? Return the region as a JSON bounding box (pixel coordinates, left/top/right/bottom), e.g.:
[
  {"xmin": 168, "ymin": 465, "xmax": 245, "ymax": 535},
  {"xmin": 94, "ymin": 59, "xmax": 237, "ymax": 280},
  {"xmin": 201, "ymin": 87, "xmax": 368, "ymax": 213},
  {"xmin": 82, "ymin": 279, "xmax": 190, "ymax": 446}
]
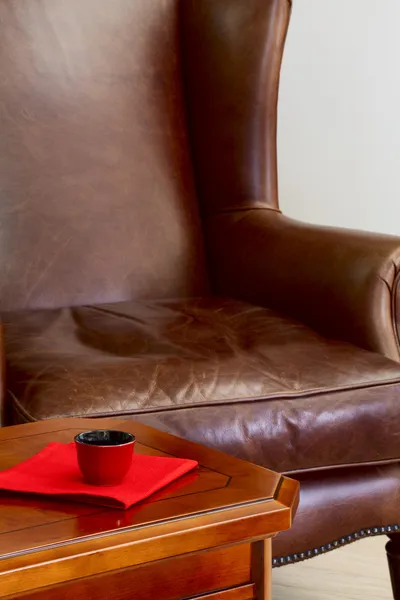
[{"xmin": 208, "ymin": 210, "xmax": 400, "ymax": 361}]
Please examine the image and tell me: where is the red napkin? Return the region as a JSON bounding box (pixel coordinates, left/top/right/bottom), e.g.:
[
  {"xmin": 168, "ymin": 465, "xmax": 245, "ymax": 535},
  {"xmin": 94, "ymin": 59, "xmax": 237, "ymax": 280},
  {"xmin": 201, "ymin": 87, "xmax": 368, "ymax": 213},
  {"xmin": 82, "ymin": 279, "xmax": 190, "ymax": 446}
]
[{"xmin": 0, "ymin": 443, "xmax": 198, "ymax": 509}]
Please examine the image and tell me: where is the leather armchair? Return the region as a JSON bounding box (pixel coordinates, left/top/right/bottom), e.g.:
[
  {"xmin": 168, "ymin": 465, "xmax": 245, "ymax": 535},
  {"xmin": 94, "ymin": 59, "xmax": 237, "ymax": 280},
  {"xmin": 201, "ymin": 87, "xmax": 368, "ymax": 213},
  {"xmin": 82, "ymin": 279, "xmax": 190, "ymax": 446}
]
[{"xmin": 1, "ymin": 0, "xmax": 400, "ymax": 595}]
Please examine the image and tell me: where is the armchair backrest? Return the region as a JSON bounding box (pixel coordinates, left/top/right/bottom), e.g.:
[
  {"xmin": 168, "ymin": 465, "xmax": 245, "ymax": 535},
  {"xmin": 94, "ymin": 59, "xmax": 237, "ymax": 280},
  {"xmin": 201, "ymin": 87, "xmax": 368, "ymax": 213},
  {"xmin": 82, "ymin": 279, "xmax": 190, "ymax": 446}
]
[{"xmin": 0, "ymin": 0, "xmax": 290, "ymax": 311}]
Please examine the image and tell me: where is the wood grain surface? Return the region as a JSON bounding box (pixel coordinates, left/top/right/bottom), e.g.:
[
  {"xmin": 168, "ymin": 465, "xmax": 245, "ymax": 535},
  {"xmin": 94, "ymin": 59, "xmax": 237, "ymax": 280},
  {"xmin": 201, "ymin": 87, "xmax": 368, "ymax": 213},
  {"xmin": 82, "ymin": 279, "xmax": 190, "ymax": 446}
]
[{"xmin": 0, "ymin": 418, "xmax": 298, "ymax": 599}]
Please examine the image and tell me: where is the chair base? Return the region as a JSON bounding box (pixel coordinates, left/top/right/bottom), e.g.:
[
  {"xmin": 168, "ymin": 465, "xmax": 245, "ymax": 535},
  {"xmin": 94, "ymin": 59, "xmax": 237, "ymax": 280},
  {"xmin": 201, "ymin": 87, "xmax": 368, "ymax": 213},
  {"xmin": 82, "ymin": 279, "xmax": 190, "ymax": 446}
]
[
  {"xmin": 386, "ymin": 536, "xmax": 400, "ymax": 599},
  {"xmin": 273, "ymin": 525, "xmax": 400, "ymax": 567}
]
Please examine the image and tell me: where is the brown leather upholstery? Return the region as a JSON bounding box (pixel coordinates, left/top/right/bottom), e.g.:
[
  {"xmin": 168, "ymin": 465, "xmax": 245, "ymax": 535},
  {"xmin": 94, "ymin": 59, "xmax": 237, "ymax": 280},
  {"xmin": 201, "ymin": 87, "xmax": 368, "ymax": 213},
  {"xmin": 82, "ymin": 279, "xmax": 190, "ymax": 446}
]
[
  {"xmin": 274, "ymin": 463, "xmax": 400, "ymax": 560},
  {"xmin": 0, "ymin": 0, "xmax": 208, "ymax": 310},
  {"xmin": 4, "ymin": 298, "xmax": 400, "ymax": 474},
  {"xmin": 1, "ymin": 0, "xmax": 400, "ymax": 577},
  {"xmin": 208, "ymin": 211, "xmax": 400, "ymax": 362},
  {"xmin": 182, "ymin": 0, "xmax": 290, "ymax": 213}
]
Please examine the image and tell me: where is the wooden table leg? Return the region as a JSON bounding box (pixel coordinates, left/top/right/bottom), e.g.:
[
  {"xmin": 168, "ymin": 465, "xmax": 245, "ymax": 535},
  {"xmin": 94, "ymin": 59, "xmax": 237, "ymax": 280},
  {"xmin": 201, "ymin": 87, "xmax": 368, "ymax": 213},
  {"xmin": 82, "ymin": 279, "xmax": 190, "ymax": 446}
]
[{"xmin": 251, "ymin": 539, "xmax": 272, "ymax": 600}]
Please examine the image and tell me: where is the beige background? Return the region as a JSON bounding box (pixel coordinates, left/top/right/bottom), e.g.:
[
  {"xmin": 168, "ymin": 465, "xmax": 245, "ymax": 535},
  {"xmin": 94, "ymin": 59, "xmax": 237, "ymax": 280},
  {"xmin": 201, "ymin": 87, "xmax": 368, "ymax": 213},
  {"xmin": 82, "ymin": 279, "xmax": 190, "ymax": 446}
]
[
  {"xmin": 278, "ymin": 0, "xmax": 400, "ymax": 235},
  {"xmin": 273, "ymin": 536, "xmax": 392, "ymax": 599}
]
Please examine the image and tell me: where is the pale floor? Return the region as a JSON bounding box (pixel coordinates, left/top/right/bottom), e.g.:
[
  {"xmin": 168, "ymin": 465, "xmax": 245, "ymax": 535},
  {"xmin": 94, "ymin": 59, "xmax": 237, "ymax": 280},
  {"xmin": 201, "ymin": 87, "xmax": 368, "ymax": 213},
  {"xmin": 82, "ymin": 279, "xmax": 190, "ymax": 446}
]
[{"xmin": 273, "ymin": 536, "xmax": 392, "ymax": 600}]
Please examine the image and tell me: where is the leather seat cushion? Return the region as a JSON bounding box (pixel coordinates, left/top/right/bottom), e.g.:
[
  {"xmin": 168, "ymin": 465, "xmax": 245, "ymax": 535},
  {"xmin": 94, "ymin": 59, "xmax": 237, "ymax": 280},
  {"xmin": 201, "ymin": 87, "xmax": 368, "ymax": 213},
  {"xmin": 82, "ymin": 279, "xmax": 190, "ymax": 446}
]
[{"xmin": 4, "ymin": 297, "xmax": 400, "ymax": 473}]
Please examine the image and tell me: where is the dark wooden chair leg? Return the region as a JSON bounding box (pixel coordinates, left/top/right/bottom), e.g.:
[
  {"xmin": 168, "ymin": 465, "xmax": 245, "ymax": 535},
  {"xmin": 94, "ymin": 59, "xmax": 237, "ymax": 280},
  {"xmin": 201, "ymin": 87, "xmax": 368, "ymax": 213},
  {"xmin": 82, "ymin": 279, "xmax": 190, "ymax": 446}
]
[{"xmin": 386, "ymin": 535, "xmax": 400, "ymax": 599}]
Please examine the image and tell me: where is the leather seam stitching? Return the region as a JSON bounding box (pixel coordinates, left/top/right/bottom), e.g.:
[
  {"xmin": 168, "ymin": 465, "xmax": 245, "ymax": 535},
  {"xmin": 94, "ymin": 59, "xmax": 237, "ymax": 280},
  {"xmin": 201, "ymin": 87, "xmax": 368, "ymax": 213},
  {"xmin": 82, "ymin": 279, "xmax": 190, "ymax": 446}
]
[
  {"xmin": 285, "ymin": 456, "xmax": 400, "ymax": 476},
  {"xmin": 48, "ymin": 376, "xmax": 400, "ymax": 414},
  {"xmin": 10, "ymin": 392, "xmax": 400, "ymax": 475},
  {"xmin": 10, "ymin": 391, "xmax": 400, "ymax": 472},
  {"xmin": 11, "ymin": 375, "xmax": 400, "ymax": 421},
  {"xmin": 209, "ymin": 205, "xmax": 281, "ymax": 217}
]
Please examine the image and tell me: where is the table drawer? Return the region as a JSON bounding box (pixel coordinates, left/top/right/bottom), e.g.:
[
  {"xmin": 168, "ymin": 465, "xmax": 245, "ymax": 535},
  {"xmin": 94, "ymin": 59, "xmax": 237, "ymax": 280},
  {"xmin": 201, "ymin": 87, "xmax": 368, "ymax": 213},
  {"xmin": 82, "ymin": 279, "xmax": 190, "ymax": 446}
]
[{"xmin": 5, "ymin": 544, "xmax": 254, "ymax": 600}]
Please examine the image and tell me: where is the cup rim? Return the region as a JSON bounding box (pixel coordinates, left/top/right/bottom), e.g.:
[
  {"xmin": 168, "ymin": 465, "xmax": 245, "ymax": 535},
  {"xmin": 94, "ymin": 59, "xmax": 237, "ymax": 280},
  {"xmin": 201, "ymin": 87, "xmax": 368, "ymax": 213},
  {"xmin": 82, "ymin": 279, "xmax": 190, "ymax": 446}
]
[{"xmin": 74, "ymin": 429, "xmax": 136, "ymax": 447}]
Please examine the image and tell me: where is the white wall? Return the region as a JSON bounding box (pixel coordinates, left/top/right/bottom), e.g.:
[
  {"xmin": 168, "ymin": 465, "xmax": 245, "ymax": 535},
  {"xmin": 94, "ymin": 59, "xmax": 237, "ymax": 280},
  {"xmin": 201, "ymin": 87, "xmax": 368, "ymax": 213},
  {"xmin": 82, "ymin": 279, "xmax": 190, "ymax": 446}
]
[{"xmin": 278, "ymin": 0, "xmax": 400, "ymax": 235}]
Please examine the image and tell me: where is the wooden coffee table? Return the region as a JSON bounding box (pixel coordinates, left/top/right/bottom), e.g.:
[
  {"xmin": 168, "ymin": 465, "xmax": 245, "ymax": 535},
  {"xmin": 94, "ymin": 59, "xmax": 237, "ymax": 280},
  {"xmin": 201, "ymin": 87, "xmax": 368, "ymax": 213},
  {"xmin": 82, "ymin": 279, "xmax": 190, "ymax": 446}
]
[{"xmin": 0, "ymin": 418, "xmax": 298, "ymax": 600}]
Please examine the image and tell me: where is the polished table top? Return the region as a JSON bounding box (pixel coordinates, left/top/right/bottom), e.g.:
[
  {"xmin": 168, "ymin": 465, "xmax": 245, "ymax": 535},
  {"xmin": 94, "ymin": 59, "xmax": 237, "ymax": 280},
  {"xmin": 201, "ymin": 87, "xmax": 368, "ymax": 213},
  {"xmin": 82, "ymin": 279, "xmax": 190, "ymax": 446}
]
[{"xmin": 0, "ymin": 417, "xmax": 298, "ymax": 597}]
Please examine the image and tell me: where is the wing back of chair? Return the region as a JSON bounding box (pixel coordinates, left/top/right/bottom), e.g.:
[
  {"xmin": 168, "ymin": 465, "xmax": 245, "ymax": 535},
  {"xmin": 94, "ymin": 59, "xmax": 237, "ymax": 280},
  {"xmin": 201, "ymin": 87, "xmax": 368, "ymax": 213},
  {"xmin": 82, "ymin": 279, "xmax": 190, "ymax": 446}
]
[
  {"xmin": 182, "ymin": 0, "xmax": 291, "ymax": 215},
  {"xmin": 0, "ymin": 0, "xmax": 208, "ymax": 311}
]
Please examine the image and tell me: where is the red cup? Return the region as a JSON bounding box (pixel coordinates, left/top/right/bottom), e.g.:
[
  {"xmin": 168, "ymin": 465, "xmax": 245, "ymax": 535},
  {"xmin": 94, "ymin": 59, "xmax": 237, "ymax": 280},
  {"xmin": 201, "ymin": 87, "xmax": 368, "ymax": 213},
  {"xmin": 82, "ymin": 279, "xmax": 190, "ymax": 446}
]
[{"xmin": 74, "ymin": 430, "xmax": 136, "ymax": 486}]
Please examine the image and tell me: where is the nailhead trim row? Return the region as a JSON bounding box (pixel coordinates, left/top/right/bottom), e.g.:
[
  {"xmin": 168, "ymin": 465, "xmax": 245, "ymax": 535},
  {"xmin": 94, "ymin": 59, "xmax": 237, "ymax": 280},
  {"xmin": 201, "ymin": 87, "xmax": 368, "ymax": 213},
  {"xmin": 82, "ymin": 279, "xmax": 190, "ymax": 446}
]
[{"xmin": 272, "ymin": 524, "xmax": 400, "ymax": 567}]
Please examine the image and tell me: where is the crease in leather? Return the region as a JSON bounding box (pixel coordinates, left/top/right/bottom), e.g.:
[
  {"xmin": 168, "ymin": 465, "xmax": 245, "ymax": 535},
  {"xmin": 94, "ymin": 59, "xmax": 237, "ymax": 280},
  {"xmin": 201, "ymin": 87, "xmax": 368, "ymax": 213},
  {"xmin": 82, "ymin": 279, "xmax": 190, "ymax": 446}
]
[
  {"xmin": 377, "ymin": 257, "xmax": 400, "ymax": 357},
  {"xmin": 12, "ymin": 379, "xmax": 400, "ymax": 415},
  {"xmin": 213, "ymin": 205, "xmax": 282, "ymax": 215},
  {"xmin": 9, "ymin": 392, "xmax": 33, "ymax": 424},
  {"xmin": 392, "ymin": 268, "xmax": 400, "ymax": 353},
  {"xmin": 43, "ymin": 306, "xmax": 400, "ymax": 402}
]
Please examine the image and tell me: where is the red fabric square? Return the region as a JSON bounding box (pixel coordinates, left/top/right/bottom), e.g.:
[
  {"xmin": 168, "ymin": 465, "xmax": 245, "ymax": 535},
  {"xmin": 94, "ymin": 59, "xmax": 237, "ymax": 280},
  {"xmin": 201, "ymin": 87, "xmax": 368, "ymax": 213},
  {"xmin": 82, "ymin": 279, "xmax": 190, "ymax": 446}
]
[{"xmin": 0, "ymin": 443, "xmax": 198, "ymax": 509}]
